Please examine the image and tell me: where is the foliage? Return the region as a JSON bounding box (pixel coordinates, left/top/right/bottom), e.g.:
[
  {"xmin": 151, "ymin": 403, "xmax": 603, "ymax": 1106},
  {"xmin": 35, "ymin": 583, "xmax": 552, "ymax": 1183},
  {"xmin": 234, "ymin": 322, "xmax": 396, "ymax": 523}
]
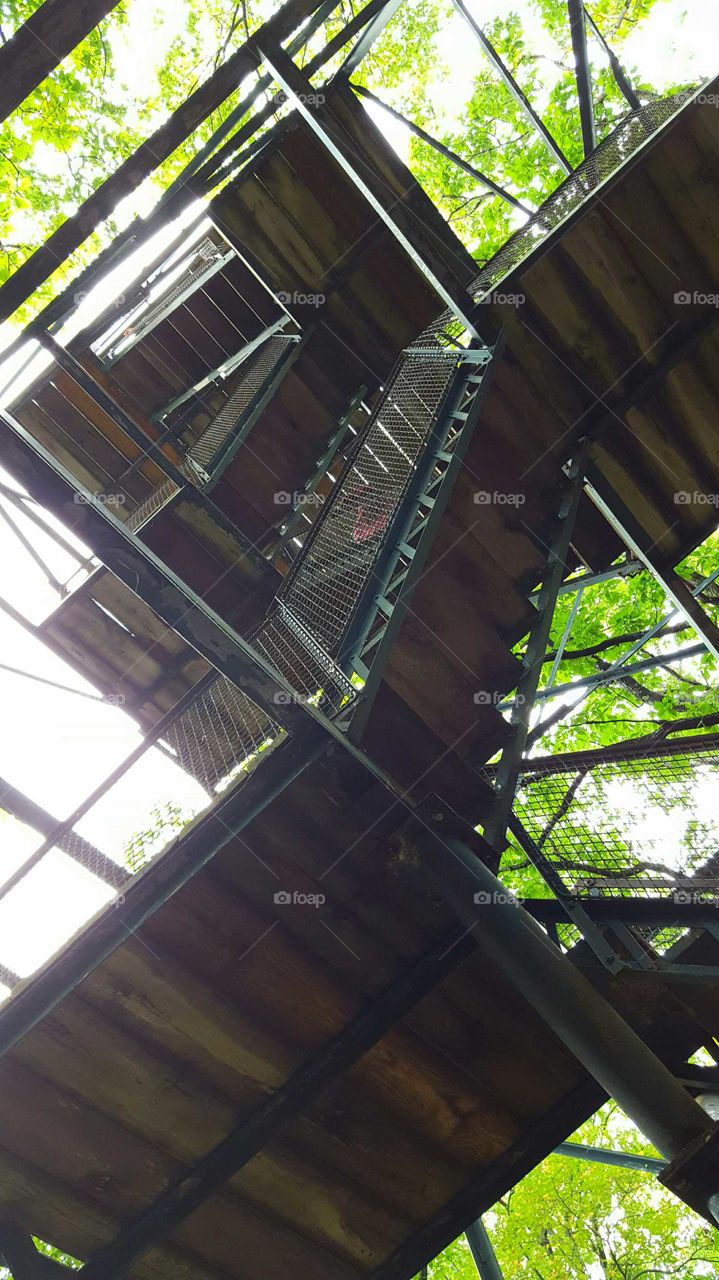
[
  {"xmin": 427, "ymin": 1105, "xmax": 719, "ymax": 1280},
  {"xmin": 122, "ymin": 798, "xmax": 189, "ymax": 872}
]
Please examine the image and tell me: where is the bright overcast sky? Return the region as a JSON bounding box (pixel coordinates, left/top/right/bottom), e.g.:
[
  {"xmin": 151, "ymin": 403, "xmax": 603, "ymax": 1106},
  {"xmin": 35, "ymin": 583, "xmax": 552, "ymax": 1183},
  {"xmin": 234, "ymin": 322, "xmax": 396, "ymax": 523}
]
[{"xmin": 0, "ymin": 0, "xmax": 717, "ymax": 996}]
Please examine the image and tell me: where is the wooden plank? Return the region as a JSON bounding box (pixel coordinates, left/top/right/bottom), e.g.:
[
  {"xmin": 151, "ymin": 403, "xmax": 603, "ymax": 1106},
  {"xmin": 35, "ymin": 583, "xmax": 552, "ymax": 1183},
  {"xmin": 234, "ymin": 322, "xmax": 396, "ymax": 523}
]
[{"xmin": 0, "ymin": 0, "xmax": 121, "ymax": 122}]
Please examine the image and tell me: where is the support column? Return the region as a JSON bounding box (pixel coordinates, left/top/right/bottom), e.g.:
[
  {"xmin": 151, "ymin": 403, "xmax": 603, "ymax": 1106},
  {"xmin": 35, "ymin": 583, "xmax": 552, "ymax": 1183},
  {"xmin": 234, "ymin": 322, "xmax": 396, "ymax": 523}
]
[
  {"xmin": 466, "ymin": 1220, "xmax": 504, "ymax": 1280},
  {"xmin": 415, "ymin": 821, "xmax": 719, "ymax": 1220}
]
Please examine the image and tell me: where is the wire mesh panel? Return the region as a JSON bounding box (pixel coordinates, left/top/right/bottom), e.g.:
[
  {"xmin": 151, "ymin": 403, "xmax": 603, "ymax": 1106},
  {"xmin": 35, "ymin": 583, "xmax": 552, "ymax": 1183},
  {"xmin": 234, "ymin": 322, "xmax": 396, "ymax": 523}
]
[
  {"xmin": 252, "ymin": 603, "xmax": 356, "ymax": 716},
  {"xmin": 514, "ymin": 739, "xmax": 719, "ymax": 903},
  {"xmin": 472, "ymin": 90, "xmax": 695, "ymax": 297},
  {"xmin": 279, "ymin": 332, "xmax": 459, "ymax": 656},
  {"xmin": 187, "ymin": 335, "xmax": 296, "ymax": 473}
]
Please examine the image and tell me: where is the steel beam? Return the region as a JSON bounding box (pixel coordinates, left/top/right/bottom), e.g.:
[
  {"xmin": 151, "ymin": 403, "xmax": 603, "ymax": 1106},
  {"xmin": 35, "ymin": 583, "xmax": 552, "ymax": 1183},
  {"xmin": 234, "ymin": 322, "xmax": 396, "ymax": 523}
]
[
  {"xmin": 334, "ymin": 0, "xmax": 404, "ymax": 75},
  {"xmin": 584, "ymin": 7, "xmax": 640, "ymax": 110},
  {"xmin": 524, "ymin": 897, "xmax": 719, "ymax": 930},
  {"xmin": 584, "ymin": 465, "xmax": 719, "ymax": 663},
  {"xmin": 0, "ymin": 774, "xmax": 128, "ymax": 892},
  {"xmin": 465, "ymin": 1220, "xmax": 504, "ymax": 1280},
  {"xmin": 554, "ymin": 1141, "xmax": 665, "ymax": 1173},
  {"xmin": 508, "ymin": 641, "xmax": 706, "ymax": 709},
  {"xmin": 568, "ymin": 0, "xmax": 596, "ymax": 156},
  {"xmin": 450, "ymin": 0, "xmax": 571, "ymax": 174},
  {"xmin": 415, "ymin": 824, "xmax": 716, "ymax": 1175},
  {"xmin": 79, "ymin": 925, "xmax": 476, "ymax": 1280},
  {"xmin": 351, "ymin": 83, "xmax": 533, "ymax": 214},
  {"xmin": 261, "ymin": 43, "xmax": 481, "ymax": 338}
]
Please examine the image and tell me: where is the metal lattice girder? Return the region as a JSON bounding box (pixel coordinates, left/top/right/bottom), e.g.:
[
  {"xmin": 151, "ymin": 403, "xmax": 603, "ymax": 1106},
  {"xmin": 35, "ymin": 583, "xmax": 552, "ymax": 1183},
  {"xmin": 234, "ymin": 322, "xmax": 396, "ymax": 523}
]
[{"xmin": 483, "ymin": 441, "xmax": 589, "ymax": 850}]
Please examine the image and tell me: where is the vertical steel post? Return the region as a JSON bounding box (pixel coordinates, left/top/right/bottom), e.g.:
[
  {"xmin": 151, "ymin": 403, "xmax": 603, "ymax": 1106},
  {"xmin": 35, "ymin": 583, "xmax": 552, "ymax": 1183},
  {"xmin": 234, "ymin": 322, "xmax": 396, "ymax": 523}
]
[
  {"xmin": 466, "ymin": 1220, "xmax": 504, "ymax": 1280},
  {"xmin": 483, "ymin": 442, "xmax": 588, "ymax": 848},
  {"xmin": 567, "ymin": 0, "xmax": 596, "ymax": 156}
]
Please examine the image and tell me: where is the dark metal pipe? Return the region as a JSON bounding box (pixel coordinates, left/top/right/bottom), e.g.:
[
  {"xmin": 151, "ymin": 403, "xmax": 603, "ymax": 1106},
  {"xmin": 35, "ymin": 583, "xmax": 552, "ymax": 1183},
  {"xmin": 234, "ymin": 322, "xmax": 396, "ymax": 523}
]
[
  {"xmin": 555, "ymin": 1141, "xmax": 665, "ymax": 1173},
  {"xmin": 466, "ymin": 1220, "xmax": 504, "ymax": 1280},
  {"xmin": 351, "ymin": 83, "xmax": 533, "ymax": 214},
  {"xmin": 416, "ymin": 825, "xmax": 714, "ymax": 1163},
  {"xmin": 568, "ymin": 0, "xmax": 596, "ymax": 156}
]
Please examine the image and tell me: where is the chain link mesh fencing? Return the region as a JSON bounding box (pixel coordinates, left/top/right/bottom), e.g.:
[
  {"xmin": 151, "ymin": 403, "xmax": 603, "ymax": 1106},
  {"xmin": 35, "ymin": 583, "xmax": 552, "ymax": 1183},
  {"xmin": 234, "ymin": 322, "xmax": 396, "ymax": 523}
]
[{"xmin": 510, "ymin": 738, "xmax": 719, "ymax": 904}]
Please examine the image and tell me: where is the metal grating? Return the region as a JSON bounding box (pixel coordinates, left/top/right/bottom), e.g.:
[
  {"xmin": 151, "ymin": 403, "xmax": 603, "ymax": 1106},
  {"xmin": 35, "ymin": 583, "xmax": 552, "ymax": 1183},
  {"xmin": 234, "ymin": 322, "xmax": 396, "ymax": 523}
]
[
  {"xmin": 187, "ymin": 335, "xmax": 296, "ymax": 473},
  {"xmin": 279, "ymin": 325, "xmax": 459, "ymax": 658},
  {"xmin": 513, "ymin": 739, "xmax": 719, "ymax": 903},
  {"xmin": 471, "ymin": 90, "xmax": 696, "ymax": 297},
  {"xmin": 252, "ymin": 603, "xmax": 356, "ymax": 716},
  {"xmin": 162, "ymin": 673, "xmax": 280, "ymax": 793}
]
